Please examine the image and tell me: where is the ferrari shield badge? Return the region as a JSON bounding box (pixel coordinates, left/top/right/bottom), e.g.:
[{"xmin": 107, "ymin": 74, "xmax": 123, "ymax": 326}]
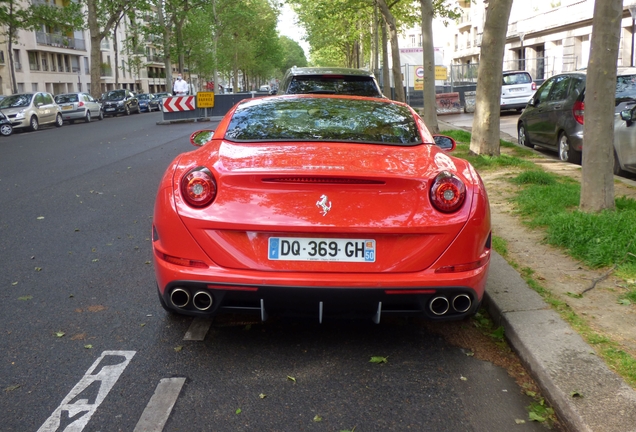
[{"xmin": 316, "ymin": 194, "xmax": 332, "ymax": 216}]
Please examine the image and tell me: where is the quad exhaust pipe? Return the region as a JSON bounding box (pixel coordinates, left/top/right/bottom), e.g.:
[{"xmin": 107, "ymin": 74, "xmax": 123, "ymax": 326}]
[
  {"xmin": 429, "ymin": 294, "xmax": 472, "ymax": 316},
  {"xmin": 170, "ymin": 288, "xmax": 214, "ymax": 311}
]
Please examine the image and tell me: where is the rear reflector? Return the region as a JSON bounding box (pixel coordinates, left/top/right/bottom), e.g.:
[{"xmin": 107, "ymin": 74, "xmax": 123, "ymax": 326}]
[
  {"xmin": 435, "ymin": 250, "xmax": 490, "ymax": 273},
  {"xmin": 156, "ymin": 251, "xmax": 208, "ymax": 268}
]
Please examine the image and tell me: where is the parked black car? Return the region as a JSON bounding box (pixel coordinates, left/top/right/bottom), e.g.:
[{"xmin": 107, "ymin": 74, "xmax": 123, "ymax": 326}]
[
  {"xmin": 102, "ymin": 90, "xmax": 140, "ymax": 116},
  {"xmin": 517, "ymin": 67, "xmax": 636, "ymax": 164},
  {"xmin": 137, "ymin": 93, "xmax": 161, "ymax": 112}
]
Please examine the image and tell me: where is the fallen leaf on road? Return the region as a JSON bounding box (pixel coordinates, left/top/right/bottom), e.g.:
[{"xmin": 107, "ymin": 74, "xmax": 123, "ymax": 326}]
[
  {"xmin": 259, "ymin": 393, "xmax": 266, "ymax": 399},
  {"xmin": 460, "ymin": 376, "xmax": 468, "ymax": 381},
  {"xmin": 369, "ymin": 356, "xmax": 388, "ymax": 364},
  {"xmin": 313, "ymin": 415, "xmax": 322, "ymax": 422},
  {"xmin": 11, "ymin": 282, "xmax": 18, "ymax": 286},
  {"xmin": 84, "ymin": 344, "xmax": 93, "ymax": 349},
  {"xmin": 4, "ymin": 384, "xmax": 20, "ymax": 392},
  {"xmin": 17, "ymin": 295, "xmax": 32, "ymax": 301},
  {"xmin": 235, "ymin": 408, "xmax": 241, "ymax": 414},
  {"xmin": 174, "ymin": 345, "xmax": 183, "ymax": 352},
  {"xmin": 287, "ymin": 376, "xmax": 296, "ymax": 383},
  {"xmin": 55, "ymin": 331, "xmax": 65, "ymax": 338},
  {"xmin": 37, "ymin": 216, "xmax": 44, "ymax": 220}
]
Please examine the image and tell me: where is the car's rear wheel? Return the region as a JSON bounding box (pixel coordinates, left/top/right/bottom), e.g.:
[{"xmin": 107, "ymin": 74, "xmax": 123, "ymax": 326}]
[
  {"xmin": 55, "ymin": 113, "xmax": 63, "ymax": 127},
  {"xmin": 84, "ymin": 111, "xmax": 91, "ymax": 123},
  {"xmin": 29, "ymin": 116, "xmax": 39, "ymax": 131},
  {"xmin": 518, "ymin": 123, "xmax": 533, "ymax": 148},
  {"xmin": 614, "ymin": 149, "xmax": 627, "ymax": 177},
  {"xmin": 558, "ymin": 132, "xmax": 581, "ymax": 164},
  {"xmin": 0, "ymin": 123, "xmax": 13, "ymax": 136},
  {"xmin": 125, "ymin": 105, "xmax": 131, "ymax": 116},
  {"xmin": 136, "ymin": 105, "xmax": 141, "ymax": 114},
  {"xmin": 98, "ymin": 109, "xmax": 104, "ymax": 120}
]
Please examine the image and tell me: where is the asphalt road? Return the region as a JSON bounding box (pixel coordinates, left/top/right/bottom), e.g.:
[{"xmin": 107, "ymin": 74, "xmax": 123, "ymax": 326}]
[{"xmin": 0, "ymin": 111, "xmax": 548, "ymax": 432}]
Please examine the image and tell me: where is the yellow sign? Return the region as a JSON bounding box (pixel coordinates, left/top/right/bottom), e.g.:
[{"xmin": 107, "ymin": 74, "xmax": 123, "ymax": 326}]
[
  {"xmin": 435, "ymin": 66, "xmax": 448, "ymax": 80},
  {"xmin": 197, "ymin": 92, "xmax": 215, "ymax": 108}
]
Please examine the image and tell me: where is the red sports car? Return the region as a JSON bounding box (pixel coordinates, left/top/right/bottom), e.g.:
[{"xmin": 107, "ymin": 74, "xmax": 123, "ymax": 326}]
[{"xmin": 152, "ymin": 95, "xmax": 491, "ymax": 323}]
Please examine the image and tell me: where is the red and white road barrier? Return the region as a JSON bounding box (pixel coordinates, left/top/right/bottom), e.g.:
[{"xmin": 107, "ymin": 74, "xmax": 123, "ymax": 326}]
[{"xmin": 162, "ymin": 96, "xmax": 196, "ymax": 112}]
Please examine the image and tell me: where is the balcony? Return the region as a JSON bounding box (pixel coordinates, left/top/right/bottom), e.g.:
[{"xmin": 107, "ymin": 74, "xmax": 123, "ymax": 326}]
[
  {"xmin": 36, "ymin": 32, "xmax": 86, "ymax": 50},
  {"xmin": 101, "ymin": 67, "xmax": 112, "ymax": 77},
  {"xmin": 30, "ymin": 0, "xmax": 61, "ymax": 7},
  {"xmin": 15, "ymin": 62, "xmax": 22, "ymax": 71},
  {"xmin": 147, "ymin": 55, "xmax": 164, "ymax": 64}
]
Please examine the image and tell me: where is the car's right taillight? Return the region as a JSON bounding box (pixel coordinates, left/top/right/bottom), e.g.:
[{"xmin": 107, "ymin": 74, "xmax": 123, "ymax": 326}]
[
  {"xmin": 430, "ymin": 171, "xmax": 466, "ymax": 213},
  {"xmin": 532, "ymin": 82, "xmax": 537, "ymax": 91},
  {"xmin": 573, "ymin": 100, "xmax": 585, "ymax": 125},
  {"xmin": 180, "ymin": 166, "xmax": 217, "ymax": 208}
]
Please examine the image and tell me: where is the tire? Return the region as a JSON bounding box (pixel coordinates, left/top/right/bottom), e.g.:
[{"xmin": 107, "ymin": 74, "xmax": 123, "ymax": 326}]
[
  {"xmin": 136, "ymin": 105, "xmax": 141, "ymax": 114},
  {"xmin": 98, "ymin": 109, "xmax": 104, "ymax": 120},
  {"xmin": 125, "ymin": 105, "xmax": 131, "ymax": 116},
  {"xmin": 55, "ymin": 113, "xmax": 63, "ymax": 127},
  {"xmin": 0, "ymin": 123, "xmax": 12, "ymax": 136},
  {"xmin": 558, "ymin": 132, "xmax": 581, "ymax": 164},
  {"xmin": 29, "ymin": 116, "xmax": 39, "ymax": 131},
  {"xmin": 84, "ymin": 111, "xmax": 91, "ymax": 123},
  {"xmin": 518, "ymin": 123, "xmax": 533, "ymax": 148},
  {"xmin": 614, "ymin": 149, "xmax": 627, "ymax": 177}
]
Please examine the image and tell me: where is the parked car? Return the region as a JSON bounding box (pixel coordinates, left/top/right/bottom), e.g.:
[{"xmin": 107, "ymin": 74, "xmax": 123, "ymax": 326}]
[
  {"xmin": 611, "ymin": 103, "xmax": 636, "ymax": 176},
  {"xmin": 101, "ymin": 89, "xmax": 140, "ymax": 116},
  {"xmin": 517, "ymin": 67, "xmax": 636, "ymax": 164},
  {"xmin": 258, "ymin": 85, "xmax": 270, "ymax": 92},
  {"xmin": 0, "ymin": 111, "xmax": 13, "ymax": 136},
  {"xmin": 500, "ymin": 70, "xmax": 536, "ymax": 111},
  {"xmin": 280, "ymin": 67, "xmax": 384, "ymax": 98},
  {"xmin": 0, "ymin": 92, "xmax": 63, "ymax": 131},
  {"xmin": 55, "ymin": 92, "xmax": 103, "ymax": 123},
  {"xmin": 137, "ymin": 93, "xmax": 161, "ymax": 112},
  {"xmin": 152, "ymin": 94, "xmax": 491, "ymax": 322},
  {"xmin": 153, "ymin": 92, "xmax": 172, "ymax": 110}
]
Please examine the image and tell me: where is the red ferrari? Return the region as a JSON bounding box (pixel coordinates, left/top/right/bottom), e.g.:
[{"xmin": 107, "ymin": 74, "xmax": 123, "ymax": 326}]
[{"xmin": 152, "ymin": 95, "xmax": 491, "ymax": 323}]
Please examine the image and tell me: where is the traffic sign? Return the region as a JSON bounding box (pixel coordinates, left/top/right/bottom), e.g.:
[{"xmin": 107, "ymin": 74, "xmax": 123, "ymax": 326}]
[
  {"xmin": 197, "ymin": 92, "xmax": 215, "ymax": 108},
  {"xmin": 162, "ymin": 96, "xmax": 196, "ymax": 112}
]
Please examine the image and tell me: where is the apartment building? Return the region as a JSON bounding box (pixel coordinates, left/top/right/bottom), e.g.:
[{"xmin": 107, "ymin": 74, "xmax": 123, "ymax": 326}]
[
  {"xmin": 451, "ymin": 0, "xmax": 636, "ymax": 83},
  {"xmin": 0, "ymin": 0, "xmax": 168, "ymax": 97}
]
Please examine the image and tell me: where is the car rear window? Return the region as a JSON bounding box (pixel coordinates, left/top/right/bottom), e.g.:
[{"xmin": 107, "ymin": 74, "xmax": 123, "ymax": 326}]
[
  {"xmin": 502, "ymin": 73, "xmax": 532, "ymax": 85},
  {"xmin": 616, "ymin": 75, "xmax": 636, "ymax": 102},
  {"xmin": 225, "ymin": 97, "xmax": 422, "ymax": 145},
  {"xmin": 287, "ymin": 76, "xmax": 382, "ymax": 97},
  {"xmin": 55, "ymin": 94, "xmax": 78, "ymax": 104}
]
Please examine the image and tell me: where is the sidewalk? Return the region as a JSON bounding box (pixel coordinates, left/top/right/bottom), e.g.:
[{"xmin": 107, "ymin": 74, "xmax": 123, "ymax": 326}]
[{"xmin": 439, "ymin": 118, "xmax": 636, "ymax": 432}]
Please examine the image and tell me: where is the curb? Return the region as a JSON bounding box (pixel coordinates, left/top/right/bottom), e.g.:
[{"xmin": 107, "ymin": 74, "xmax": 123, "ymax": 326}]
[{"xmin": 156, "ymin": 117, "xmax": 211, "ymax": 125}]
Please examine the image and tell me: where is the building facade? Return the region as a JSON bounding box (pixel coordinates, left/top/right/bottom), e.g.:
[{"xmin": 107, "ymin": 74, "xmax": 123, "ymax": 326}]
[
  {"xmin": 0, "ymin": 0, "xmax": 173, "ymax": 97},
  {"xmin": 451, "ymin": 0, "xmax": 636, "ymax": 83}
]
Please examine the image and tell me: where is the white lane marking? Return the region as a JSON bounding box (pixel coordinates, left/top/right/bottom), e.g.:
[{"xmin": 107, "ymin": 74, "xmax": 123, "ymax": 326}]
[
  {"xmin": 133, "ymin": 378, "xmax": 186, "ymax": 432},
  {"xmin": 38, "ymin": 350, "xmax": 136, "ymax": 432},
  {"xmin": 183, "ymin": 317, "xmax": 212, "ymax": 341}
]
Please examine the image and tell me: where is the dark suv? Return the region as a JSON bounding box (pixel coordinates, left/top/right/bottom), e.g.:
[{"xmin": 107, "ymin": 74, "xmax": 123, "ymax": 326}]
[
  {"xmin": 280, "ymin": 67, "xmax": 384, "ymax": 98},
  {"xmin": 517, "ymin": 67, "xmax": 636, "ymax": 164}
]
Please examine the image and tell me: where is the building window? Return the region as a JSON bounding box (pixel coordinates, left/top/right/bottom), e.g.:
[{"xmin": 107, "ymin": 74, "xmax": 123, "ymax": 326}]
[
  {"xmin": 32, "ymin": 83, "xmax": 38, "ymax": 92},
  {"xmin": 78, "ymin": 83, "xmax": 82, "ymax": 91},
  {"xmin": 42, "ymin": 55, "xmax": 48, "ymax": 71},
  {"xmin": 122, "ymin": 59, "xmax": 126, "ymax": 78},
  {"xmin": 28, "ymin": 52, "xmax": 40, "ymax": 71},
  {"xmin": 17, "ymin": 83, "xmax": 24, "ymax": 93},
  {"xmin": 84, "ymin": 57, "xmax": 89, "ymax": 75}
]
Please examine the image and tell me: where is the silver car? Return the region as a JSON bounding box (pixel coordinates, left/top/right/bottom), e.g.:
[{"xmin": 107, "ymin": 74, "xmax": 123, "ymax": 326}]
[
  {"xmin": 613, "ymin": 104, "xmax": 636, "ymax": 176},
  {"xmin": 55, "ymin": 92, "xmax": 104, "ymax": 123},
  {"xmin": 0, "ymin": 92, "xmax": 63, "ymax": 131},
  {"xmin": 500, "ymin": 70, "xmax": 536, "ymax": 111}
]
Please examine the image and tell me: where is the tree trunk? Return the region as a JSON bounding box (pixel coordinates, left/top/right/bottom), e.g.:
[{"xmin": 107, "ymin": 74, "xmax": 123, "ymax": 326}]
[
  {"xmin": 469, "ymin": 0, "xmax": 513, "ymax": 156},
  {"xmin": 420, "ymin": 0, "xmax": 438, "ymax": 133},
  {"xmin": 158, "ymin": 0, "xmax": 173, "ymax": 92},
  {"xmin": 87, "ymin": 0, "xmax": 104, "ymax": 98},
  {"xmin": 376, "ymin": 0, "xmax": 404, "ymax": 102},
  {"xmin": 580, "ymin": 0, "xmax": 622, "ymax": 212},
  {"xmin": 8, "ymin": 0, "xmax": 17, "ymax": 94},
  {"xmin": 212, "ymin": 0, "xmax": 219, "ymax": 95},
  {"xmin": 381, "ymin": 20, "xmax": 390, "ymax": 97},
  {"xmin": 113, "ymin": 24, "xmax": 119, "ymax": 87}
]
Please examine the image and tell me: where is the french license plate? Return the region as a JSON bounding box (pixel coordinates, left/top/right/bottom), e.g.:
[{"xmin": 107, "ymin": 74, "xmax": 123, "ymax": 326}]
[
  {"xmin": 105, "ymin": 108, "xmax": 115, "ymax": 111},
  {"xmin": 62, "ymin": 105, "xmax": 73, "ymax": 110},
  {"xmin": 509, "ymin": 87, "xmax": 523, "ymax": 92},
  {"xmin": 268, "ymin": 237, "xmax": 376, "ymax": 262}
]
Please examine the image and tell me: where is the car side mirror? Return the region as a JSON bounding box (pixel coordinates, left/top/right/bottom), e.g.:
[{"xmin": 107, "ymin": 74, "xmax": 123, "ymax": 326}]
[
  {"xmin": 190, "ymin": 130, "xmax": 215, "ymax": 147},
  {"xmin": 620, "ymin": 109, "xmax": 634, "ymax": 126},
  {"xmin": 433, "ymin": 135, "xmax": 456, "ymax": 152}
]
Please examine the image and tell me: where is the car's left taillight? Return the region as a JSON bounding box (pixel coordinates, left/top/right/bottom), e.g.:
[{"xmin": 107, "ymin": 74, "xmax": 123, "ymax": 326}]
[
  {"xmin": 430, "ymin": 171, "xmax": 466, "ymax": 213},
  {"xmin": 78, "ymin": 101, "xmax": 84, "ymax": 107},
  {"xmin": 181, "ymin": 166, "xmax": 217, "ymax": 208}
]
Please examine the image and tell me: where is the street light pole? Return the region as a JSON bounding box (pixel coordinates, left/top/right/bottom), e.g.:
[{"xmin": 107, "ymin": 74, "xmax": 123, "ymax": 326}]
[{"xmin": 629, "ymin": 5, "xmax": 636, "ymax": 67}]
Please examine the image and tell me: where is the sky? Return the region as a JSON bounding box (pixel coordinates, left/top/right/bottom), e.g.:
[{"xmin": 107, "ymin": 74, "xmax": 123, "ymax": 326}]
[{"xmin": 276, "ymin": 4, "xmax": 311, "ymax": 58}]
